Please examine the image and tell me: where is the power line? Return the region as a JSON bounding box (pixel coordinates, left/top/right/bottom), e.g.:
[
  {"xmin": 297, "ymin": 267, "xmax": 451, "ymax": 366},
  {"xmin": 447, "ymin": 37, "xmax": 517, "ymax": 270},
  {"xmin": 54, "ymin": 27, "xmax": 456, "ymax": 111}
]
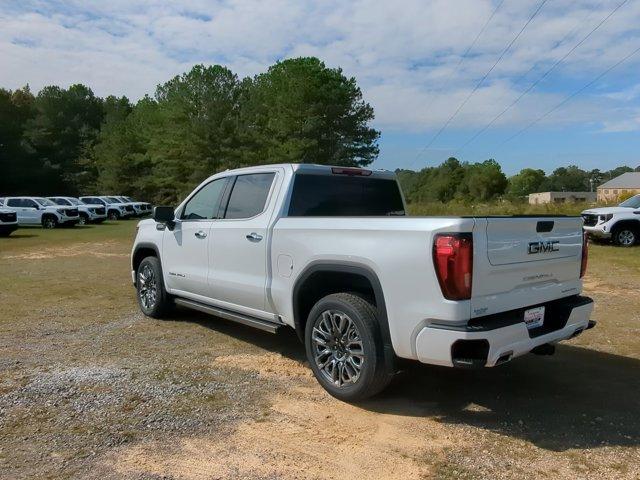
[
  {"xmin": 498, "ymin": 43, "xmax": 640, "ymax": 147},
  {"xmin": 453, "ymin": 0, "xmax": 629, "ymax": 154},
  {"xmin": 410, "ymin": 0, "xmax": 549, "ymax": 168},
  {"xmin": 420, "ymin": 0, "xmax": 505, "ymax": 114}
]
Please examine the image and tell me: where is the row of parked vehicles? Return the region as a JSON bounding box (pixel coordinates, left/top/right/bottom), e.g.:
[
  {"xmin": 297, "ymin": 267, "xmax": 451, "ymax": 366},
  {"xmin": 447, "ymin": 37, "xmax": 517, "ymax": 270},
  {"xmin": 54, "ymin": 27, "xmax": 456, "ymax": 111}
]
[{"xmin": 0, "ymin": 195, "xmax": 152, "ymax": 236}]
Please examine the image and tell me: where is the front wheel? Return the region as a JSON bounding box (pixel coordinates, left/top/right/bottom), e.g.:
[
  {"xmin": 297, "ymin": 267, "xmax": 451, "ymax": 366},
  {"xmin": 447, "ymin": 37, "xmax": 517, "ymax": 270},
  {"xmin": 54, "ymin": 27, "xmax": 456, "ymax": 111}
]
[
  {"xmin": 78, "ymin": 214, "xmax": 88, "ymax": 225},
  {"xmin": 108, "ymin": 210, "xmax": 120, "ymax": 221},
  {"xmin": 612, "ymin": 227, "xmax": 637, "ymax": 247},
  {"xmin": 305, "ymin": 293, "xmax": 393, "ymax": 402},
  {"xmin": 42, "ymin": 215, "xmax": 58, "ymax": 229},
  {"xmin": 136, "ymin": 256, "xmax": 172, "ymax": 318}
]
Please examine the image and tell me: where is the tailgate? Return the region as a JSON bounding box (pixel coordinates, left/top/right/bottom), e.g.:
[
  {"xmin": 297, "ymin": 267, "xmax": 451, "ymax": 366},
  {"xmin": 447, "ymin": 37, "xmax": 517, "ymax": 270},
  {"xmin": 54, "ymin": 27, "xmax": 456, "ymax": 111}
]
[{"xmin": 471, "ymin": 216, "xmax": 584, "ymax": 318}]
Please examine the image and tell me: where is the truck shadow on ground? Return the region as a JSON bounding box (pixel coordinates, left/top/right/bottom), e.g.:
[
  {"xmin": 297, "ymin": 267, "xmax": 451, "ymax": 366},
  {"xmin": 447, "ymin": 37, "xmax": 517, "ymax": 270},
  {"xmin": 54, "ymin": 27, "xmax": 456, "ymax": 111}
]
[{"xmin": 183, "ymin": 309, "xmax": 639, "ymax": 452}]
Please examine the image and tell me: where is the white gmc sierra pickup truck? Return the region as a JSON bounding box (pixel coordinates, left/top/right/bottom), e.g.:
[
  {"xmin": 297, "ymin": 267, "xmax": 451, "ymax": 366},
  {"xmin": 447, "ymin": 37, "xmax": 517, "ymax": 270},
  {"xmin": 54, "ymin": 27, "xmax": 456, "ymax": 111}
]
[{"xmin": 131, "ymin": 164, "xmax": 595, "ymax": 401}]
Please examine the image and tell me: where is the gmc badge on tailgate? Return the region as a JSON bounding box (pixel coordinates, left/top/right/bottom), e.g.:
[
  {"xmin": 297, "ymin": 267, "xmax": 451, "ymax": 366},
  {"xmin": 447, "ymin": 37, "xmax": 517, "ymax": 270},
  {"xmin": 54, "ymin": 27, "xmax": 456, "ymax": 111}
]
[{"xmin": 528, "ymin": 240, "xmax": 560, "ymax": 254}]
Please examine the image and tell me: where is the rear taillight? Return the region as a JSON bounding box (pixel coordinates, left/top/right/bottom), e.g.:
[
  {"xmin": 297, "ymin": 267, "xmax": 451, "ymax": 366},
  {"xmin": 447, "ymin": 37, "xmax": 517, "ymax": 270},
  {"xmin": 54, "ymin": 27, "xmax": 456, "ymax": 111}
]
[
  {"xmin": 580, "ymin": 232, "xmax": 588, "ymax": 278},
  {"xmin": 433, "ymin": 233, "xmax": 473, "ymax": 301}
]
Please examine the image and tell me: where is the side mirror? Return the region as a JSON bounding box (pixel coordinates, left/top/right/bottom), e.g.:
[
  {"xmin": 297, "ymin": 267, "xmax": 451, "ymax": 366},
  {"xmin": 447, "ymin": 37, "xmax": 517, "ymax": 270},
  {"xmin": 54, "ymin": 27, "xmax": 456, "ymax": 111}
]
[{"xmin": 153, "ymin": 206, "xmax": 176, "ymax": 228}]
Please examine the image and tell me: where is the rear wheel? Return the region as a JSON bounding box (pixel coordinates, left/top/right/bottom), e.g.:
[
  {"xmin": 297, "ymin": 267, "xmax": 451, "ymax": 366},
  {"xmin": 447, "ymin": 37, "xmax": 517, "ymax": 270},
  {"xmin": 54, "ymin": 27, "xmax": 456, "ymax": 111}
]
[
  {"xmin": 305, "ymin": 293, "xmax": 393, "ymax": 402},
  {"xmin": 42, "ymin": 215, "xmax": 57, "ymax": 229},
  {"xmin": 136, "ymin": 256, "xmax": 172, "ymax": 318},
  {"xmin": 612, "ymin": 226, "xmax": 637, "ymax": 247}
]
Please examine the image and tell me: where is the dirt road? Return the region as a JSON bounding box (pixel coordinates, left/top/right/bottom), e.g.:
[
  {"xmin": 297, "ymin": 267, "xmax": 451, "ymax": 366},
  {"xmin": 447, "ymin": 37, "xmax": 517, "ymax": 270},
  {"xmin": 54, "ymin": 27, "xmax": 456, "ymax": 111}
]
[{"xmin": 1, "ymin": 222, "xmax": 638, "ymax": 479}]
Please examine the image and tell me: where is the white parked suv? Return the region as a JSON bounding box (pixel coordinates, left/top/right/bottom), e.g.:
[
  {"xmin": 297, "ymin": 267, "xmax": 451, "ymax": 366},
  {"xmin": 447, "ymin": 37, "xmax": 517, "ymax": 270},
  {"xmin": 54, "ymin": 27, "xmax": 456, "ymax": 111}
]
[
  {"xmin": 0, "ymin": 206, "xmax": 18, "ymax": 236},
  {"xmin": 79, "ymin": 196, "xmax": 135, "ymax": 221},
  {"xmin": 582, "ymin": 194, "xmax": 640, "ymax": 246},
  {"xmin": 131, "ymin": 164, "xmax": 595, "ymax": 401},
  {"xmin": 3, "ymin": 197, "xmax": 79, "ymax": 228},
  {"xmin": 48, "ymin": 196, "xmax": 107, "ymax": 225},
  {"xmin": 114, "ymin": 196, "xmax": 152, "ymax": 217}
]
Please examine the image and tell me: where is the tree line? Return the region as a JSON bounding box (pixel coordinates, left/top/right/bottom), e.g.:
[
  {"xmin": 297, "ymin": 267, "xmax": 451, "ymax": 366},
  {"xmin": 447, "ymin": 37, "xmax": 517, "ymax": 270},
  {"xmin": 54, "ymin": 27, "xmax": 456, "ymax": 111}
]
[
  {"xmin": 397, "ymin": 159, "xmax": 639, "ymax": 204},
  {"xmin": 2, "ymin": 56, "xmax": 638, "ymax": 205},
  {"xmin": 0, "ymin": 57, "xmax": 379, "ymax": 203}
]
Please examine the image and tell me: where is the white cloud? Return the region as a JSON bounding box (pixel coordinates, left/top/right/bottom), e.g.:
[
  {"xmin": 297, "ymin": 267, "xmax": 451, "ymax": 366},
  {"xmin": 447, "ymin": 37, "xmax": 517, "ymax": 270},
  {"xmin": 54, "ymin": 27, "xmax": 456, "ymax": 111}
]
[{"xmin": 1, "ymin": 0, "xmax": 639, "ymax": 134}]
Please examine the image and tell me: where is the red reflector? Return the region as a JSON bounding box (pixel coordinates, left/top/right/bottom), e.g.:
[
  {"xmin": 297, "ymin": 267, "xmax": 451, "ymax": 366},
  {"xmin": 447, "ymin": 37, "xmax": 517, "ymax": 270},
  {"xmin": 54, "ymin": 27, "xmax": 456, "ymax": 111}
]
[
  {"xmin": 433, "ymin": 233, "xmax": 473, "ymax": 301},
  {"xmin": 331, "ymin": 167, "xmax": 372, "ymax": 176},
  {"xmin": 580, "ymin": 232, "xmax": 588, "ymax": 278}
]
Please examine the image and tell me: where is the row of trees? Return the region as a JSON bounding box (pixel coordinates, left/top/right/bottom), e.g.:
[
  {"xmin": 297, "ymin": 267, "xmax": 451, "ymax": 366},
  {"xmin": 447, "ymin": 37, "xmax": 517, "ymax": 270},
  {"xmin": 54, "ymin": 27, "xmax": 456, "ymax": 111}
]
[
  {"xmin": 2, "ymin": 57, "xmax": 637, "ymax": 205},
  {"xmin": 397, "ymin": 159, "xmax": 639, "ymax": 203},
  {"xmin": 0, "ymin": 58, "xmax": 379, "ymax": 203}
]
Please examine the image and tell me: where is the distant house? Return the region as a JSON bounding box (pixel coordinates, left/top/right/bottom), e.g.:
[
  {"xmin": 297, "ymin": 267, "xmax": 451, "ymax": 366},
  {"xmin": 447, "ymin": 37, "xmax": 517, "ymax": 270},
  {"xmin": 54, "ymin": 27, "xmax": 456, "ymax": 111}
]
[
  {"xmin": 597, "ymin": 172, "xmax": 640, "ymax": 202},
  {"xmin": 528, "ymin": 191, "xmax": 596, "ymax": 205}
]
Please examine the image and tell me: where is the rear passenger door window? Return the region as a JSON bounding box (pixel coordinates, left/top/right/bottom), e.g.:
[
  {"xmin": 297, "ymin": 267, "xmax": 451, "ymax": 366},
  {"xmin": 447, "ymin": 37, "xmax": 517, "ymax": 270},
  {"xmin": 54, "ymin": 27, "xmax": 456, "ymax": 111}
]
[{"xmin": 222, "ymin": 173, "xmax": 275, "ymax": 219}]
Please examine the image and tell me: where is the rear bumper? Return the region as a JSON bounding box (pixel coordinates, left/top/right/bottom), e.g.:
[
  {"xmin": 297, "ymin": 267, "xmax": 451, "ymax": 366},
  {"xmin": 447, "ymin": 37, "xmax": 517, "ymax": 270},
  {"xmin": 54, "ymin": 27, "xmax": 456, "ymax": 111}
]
[{"xmin": 415, "ymin": 296, "xmax": 594, "ymax": 368}]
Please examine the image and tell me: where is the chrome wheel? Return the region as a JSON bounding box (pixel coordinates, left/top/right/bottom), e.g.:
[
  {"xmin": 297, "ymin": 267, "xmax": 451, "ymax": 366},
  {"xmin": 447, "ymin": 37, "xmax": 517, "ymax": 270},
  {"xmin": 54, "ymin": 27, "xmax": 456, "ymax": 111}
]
[
  {"xmin": 312, "ymin": 310, "xmax": 364, "ymax": 387},
  {"xmin": 617, "ymin": 230, "xmax": 635, "ymax": 246},
  {"xmin": 78, "ymin": 215, "xmax": 87, "ymax": 225},
  {"xmin": 138, "ymin": 264, "xmax": 158, "ymax": 310}
]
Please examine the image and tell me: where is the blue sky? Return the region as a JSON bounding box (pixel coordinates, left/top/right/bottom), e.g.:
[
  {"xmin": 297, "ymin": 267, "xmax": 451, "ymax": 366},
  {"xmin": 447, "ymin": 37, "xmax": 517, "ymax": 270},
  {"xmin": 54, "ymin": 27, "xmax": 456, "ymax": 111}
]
[{"xmin": 1, "ymin": 0, "xmax": 639, "ymax": 175}]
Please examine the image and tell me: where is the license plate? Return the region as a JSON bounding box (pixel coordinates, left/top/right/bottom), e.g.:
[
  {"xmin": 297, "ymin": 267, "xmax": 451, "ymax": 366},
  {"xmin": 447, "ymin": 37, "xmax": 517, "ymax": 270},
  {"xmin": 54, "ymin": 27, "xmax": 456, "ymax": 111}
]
[{"xmin": 524, "ymin": 306, "xmax": 545, "ymax": 330}]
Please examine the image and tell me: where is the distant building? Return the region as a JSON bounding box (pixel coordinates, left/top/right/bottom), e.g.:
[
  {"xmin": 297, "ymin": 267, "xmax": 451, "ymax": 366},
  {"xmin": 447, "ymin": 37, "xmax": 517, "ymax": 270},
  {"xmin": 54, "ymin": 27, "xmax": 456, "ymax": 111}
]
[
  {"xmin": 528, "ymin": 191, "xmax": 596, "ymax": 205},
  {"xmin": 597, "ymin": 172, "xmax": 640, "ymax": 202}
]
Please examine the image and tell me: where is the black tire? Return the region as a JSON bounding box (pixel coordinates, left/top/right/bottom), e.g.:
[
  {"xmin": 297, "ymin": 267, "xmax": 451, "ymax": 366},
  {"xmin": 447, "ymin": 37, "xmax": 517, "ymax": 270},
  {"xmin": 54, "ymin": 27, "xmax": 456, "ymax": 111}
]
[
  {"xmin": 108, "ymin": 210, "xmax": 120, "ymax": 221},
  {"xmin": 42, "ymin": 215, "xmax": 58, "ymax": 229},
  {"xmin": 78, "ymin": 213, "xmax": 88, "ymax": 225},
  {"xmin": 136, "ymin": 256, "xmax": 173, "ymax": 318},
  {"xmin": 612, "ymin": 225, "xmax": 637, "ymax": 247},
  {"xmin": 305, "ymin": 293, "xmax": 393, "ymax": 402}
]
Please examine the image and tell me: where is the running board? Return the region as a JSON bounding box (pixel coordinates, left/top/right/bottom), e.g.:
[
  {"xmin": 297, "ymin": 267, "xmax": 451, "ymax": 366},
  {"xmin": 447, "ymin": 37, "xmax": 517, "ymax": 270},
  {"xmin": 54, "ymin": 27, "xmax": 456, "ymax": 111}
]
[{"xmin": 174, "ymin": 298, "xmax": 281, "ymax": 334}]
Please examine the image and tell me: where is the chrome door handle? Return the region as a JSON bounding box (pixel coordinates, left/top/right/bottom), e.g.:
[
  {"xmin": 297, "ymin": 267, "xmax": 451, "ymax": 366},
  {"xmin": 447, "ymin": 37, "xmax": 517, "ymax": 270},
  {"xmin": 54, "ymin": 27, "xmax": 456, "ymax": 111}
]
[
  {"xmin": 246, "ymin": 232, "xmax": 263, "ymax": 242},
  {"xmin": 195, "ymin": 230, "xmax": 207, "ymax": 239}
]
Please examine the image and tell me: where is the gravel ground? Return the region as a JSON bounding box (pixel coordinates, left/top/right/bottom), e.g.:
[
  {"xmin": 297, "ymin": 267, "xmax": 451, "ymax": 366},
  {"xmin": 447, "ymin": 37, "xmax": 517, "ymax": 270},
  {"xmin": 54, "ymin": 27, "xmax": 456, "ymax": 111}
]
[{"xmin": 0, "ymin": 223, "xmax": 638, "ymax": 479}]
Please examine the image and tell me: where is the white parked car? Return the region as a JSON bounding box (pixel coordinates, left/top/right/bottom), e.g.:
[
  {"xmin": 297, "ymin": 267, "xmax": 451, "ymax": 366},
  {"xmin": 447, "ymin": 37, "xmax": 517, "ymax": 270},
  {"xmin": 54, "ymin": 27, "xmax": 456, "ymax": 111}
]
[
  {"xmin": 0, "ymin": 207, "xmax": 18, "ymax": 236},
  {"xmin": 582, "ymin": 194, "xmax": 640, "ymax": 246},
  {"xmin": 48, "ymin": 196, "xmax": 107, "ymax": 225},
  {"xmin": 131, "ymin": 164, "xmax": 594, "ymax": 401},
  {"xmin": 79, "ymin": 196, "xmax": 135, "ymax": 221},
  {"xmin": 3, "ymin": 196, "xmax": 79, "ymax": 228},
  {"xmin": 113, "ymin": 196, "xmax": 152, "ymax": 217}
]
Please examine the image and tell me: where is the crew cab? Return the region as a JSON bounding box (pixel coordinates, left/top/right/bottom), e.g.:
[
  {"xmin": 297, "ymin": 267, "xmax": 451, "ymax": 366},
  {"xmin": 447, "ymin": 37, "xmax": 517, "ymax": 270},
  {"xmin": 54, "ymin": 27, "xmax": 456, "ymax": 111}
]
[
  {"xmin": 3, "ymin": 196, "xmax": 79, "ymax": 228},
  {"xmin": 582, "ymin": 194, "xmax": 640, "ymax": 246},
  {"xmin": 131, "ymin": 164, "xmax": 595, "ymax": 401},
  {"xmin": 79, "ymin": 196, "xmax": 135, "ymax": 221},
  {"xmin": 48, "ymin": 196, "xmax": 107, "ymax": 225}
]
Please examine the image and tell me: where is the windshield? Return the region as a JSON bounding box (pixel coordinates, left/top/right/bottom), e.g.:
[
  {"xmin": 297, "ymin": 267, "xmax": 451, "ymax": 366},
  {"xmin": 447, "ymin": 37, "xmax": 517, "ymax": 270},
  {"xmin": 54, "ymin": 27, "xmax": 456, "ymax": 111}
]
[
  {"xmin": 619, "ymin": 195, "xmax": 640, "ymax": 208},
  {"xmin": 68, "ymin": 198, "xmax": 82, "ymax": 205},
  {"xmin": 107, "ymin": 197, "xmax": 121, "ymax": 203},
  {"xmin": 124, "ymin": 197, "xmax": 134, "ymax": 202},
  {"xmin": 50, "ymin": 198, "xmax": 70, "ymax": 206},
  {"xmin": 34, "ymin": 198, "xmax": 57, "ymax": 207}
]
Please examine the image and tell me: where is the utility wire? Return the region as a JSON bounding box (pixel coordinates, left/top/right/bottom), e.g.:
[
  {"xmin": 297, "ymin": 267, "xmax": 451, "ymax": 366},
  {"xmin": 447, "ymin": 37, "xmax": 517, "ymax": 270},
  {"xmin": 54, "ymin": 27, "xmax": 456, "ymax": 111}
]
[
  {"xmin": 420, "ymin": 0, "xmax": 505, "ymax": 114},
  {"xmin": 410, "ymin": 0, "xmax": 549, "ymax": 168},
  {"xmin": 453, "ymin": 0, "xmax": 629, "ymax": 154},
  {"xmin": 498, "ymin": 43, "xmax": 640, "ymax": 147}
]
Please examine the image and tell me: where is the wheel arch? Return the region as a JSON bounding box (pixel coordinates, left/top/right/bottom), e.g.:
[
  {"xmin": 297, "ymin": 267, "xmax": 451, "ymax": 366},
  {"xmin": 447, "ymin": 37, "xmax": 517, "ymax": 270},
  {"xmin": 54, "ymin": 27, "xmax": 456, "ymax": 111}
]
[
  {"xmin": 292, "ymin": 261, "xmax": 394, "ymax": 366},
  {"xmin": 132, "ymin": 242, "xmax": 161, "ymax": 286},
  {"xmin": 611, "ymin": 219, "xmax": 640, "ymax": 233}
]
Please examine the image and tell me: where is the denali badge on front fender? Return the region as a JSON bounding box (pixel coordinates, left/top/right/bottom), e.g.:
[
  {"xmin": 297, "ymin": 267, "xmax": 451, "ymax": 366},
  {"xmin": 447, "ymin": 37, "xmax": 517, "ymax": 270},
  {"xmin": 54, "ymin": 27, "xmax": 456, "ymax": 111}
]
[{"xmin": 528, "ymin": 240, "xmax": 560, "ymax": 254}]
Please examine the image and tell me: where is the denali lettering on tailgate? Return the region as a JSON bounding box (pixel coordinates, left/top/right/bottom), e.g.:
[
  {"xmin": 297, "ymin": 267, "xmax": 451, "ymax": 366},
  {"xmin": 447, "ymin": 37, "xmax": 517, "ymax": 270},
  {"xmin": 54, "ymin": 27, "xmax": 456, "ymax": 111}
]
[{"xmin": 528, "ymin": 240, "xmax": 560, "ymax": 254}]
